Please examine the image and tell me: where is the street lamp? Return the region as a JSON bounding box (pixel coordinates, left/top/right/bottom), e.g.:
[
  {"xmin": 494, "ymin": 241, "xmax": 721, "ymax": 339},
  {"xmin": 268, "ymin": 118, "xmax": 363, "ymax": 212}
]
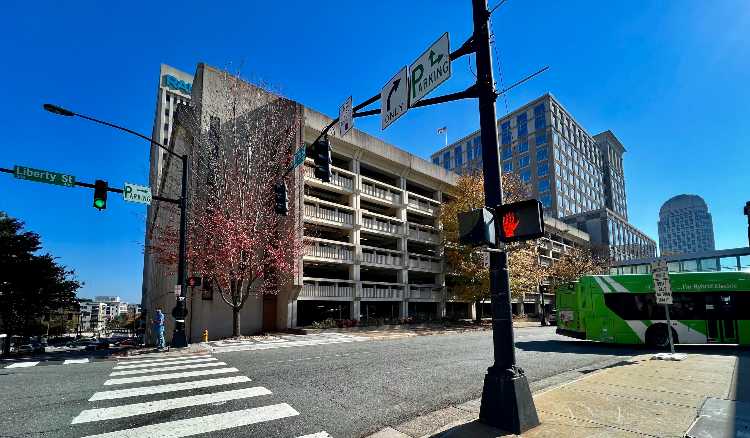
[{"xmin": 43, "ymin": 103, "xmax": 190, "ymax": 348}]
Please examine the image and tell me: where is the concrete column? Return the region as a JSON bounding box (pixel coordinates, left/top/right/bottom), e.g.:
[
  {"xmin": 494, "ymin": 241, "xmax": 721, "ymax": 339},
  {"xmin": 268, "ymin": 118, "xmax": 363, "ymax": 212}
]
[
  {"xmin": 287, "ymin": 300, "xmax": 298, "ymax": 328},
  {"xmin": 469, "ymin": 302, "xmax": 477, "ymax": 320},
  {"xmin": 437, "ymin": 300, "xmax": 446, "ymax": 319},
  {"xmin": 351, "ymin": 300, "xmax": 360, "ymax": 321},
  {"xmin": 400, "ymin": 301, "xmax": 408, "ymax": 319}
]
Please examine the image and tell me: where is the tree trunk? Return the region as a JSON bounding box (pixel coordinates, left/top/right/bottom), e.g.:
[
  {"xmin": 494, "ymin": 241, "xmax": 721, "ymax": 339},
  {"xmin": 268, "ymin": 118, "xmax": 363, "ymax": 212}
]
[{"xmin": 232, "ymin": 306, "xmax": 241, "ymax": 337}]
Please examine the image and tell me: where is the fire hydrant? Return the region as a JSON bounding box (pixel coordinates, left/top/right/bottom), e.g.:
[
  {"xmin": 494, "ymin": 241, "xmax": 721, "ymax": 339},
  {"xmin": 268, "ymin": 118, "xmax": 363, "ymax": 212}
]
[{"xmin": 202, "ymin": 329, "xmax": 208, "ymax": 342}]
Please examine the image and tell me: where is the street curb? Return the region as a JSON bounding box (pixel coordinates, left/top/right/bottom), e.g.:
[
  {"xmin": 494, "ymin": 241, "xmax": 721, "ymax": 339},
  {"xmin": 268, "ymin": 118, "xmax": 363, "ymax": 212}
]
[{"xmin": 366, "ymin": 354, "xmax": 637, "ymax": 438}]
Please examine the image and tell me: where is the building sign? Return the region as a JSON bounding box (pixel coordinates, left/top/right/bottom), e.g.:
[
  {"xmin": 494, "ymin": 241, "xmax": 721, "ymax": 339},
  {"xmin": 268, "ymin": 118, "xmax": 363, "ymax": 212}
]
[{"xmin": 163, "ymin": 75, "xmax": 192, "ymax": 94}]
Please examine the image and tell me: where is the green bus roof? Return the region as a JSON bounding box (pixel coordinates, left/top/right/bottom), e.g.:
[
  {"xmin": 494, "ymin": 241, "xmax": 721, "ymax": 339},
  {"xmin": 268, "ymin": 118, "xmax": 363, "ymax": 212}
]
[{"xmin": 582, "ymin": 271, "xmax": 750, "ymax": 294}]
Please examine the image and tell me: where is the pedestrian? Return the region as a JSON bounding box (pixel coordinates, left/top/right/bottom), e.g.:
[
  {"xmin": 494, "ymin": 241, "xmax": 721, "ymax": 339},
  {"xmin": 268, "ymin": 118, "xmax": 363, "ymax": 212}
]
[{"xmin": 153, "ymin": 309, "xmax": 165, "ymax": 349}]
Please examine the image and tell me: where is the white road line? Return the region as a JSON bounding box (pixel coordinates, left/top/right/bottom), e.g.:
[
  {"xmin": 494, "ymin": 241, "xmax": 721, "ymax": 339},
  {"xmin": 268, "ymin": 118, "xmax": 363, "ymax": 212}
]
[
  {"xmin": 89, "ymin": 376, "xmax": 252, "ymax": 401},
  {"xmin": 80, "ymin": 403, "xmax": 299, "ymax": 438},
  {"xmin": 104, "ymin": 367, "xmax": 239, "ymax": 386},
  {"xmin": 113, "ymin": 357, "xmax": 217, "ymax": 370},
  {"xmin": 72, "ymin": 386, "xmax": 272, "ymax": 424},
  {"xmin": 116, "ymin": 354, "xmax": 211, "ymax": 364},
  {"xmin": 5, "ymin": 361, "xmax": 39, "ymax": 368},
  {"xmin": 109, "ymin": 362, "xmax": 226, "ymax": 376},
  {"xmin": 63, "ymin": 358, "xmax": 90, "ymax": 365},
  {"xmin": 211, "ymin": 337, "xmax": 367, "ymax": 353},
  {"xmin": 297, "ymin": 432, "xmax": 333, "ymax": 438}
]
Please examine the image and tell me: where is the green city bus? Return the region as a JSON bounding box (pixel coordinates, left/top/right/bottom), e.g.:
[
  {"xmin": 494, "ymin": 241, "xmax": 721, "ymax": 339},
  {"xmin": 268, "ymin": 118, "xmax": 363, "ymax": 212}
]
[{"xmin": 555, "ymin": 272, "xmax": 750, "ymax": 347}]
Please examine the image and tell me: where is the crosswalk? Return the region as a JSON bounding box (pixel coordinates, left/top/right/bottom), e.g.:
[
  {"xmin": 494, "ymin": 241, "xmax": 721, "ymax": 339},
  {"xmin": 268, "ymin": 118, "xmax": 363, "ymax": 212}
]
[
  {"xmin": 3, "ymin": 357, "xmax": 100, "ymax": 368},
  {"xmin": 206, "ymin": 332, "xmax": 369, "ymax": 353},
  {"xmin": 71, "ymin": 352, "xmax": 332, "ymax": 437}
]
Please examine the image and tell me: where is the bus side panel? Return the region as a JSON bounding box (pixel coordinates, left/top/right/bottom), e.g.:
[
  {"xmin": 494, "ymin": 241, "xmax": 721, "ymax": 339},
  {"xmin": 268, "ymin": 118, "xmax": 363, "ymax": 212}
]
[
  {"xmin": 738, "ymin": 321, "xmax": 750, "ymax": 346},
  {"xmin": 586, "ymin": 287, "xmax": 613, "ymax": 342}
]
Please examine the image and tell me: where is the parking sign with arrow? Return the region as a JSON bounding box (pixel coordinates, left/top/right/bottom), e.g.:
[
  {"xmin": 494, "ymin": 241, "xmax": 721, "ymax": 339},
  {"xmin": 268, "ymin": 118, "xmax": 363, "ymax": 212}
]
[
  {"xmin": 380, "ymin": 66, "xmax": 408, "ymax": 130},
  {"xmin": 410, "ymin": 32, "xmax": 451, "ymax": 105}
]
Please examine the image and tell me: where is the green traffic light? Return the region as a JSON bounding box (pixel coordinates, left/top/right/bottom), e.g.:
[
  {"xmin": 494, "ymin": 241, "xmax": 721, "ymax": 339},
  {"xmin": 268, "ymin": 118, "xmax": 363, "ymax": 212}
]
[{"xmin": 94, "ymin": 199, "xmax": 105, "ymax": 209}]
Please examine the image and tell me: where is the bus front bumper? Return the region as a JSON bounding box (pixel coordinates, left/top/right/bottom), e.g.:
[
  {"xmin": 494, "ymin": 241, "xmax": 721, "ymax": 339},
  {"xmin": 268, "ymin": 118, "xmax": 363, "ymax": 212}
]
[{"xmin": 556, "ymin": 327, "xmax": 586, "ymax": 340}]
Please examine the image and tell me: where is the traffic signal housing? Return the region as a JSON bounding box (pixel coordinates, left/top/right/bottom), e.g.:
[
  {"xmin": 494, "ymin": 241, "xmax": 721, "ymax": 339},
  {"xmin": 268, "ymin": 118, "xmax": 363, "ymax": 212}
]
[
  {"xmin": 93, "ymin": 179, "xmax": 108, "ymax": 210},
  {"xmin": 273, "ymin": 181, "xmax": 289, "ymax": 215},
  {"xmin": 310, "ymin": 136, "xmax": 332, "ymax": 182},
  {"xmin": 496, "ymin": 199, "xmax": 544, "ymax": 243}
]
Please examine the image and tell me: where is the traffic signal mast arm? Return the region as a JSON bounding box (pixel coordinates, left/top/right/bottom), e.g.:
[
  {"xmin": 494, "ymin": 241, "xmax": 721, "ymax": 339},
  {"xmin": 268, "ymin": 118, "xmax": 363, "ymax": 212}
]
[{"xmin": 0, "ymin": 167, "xmax": 181, "ymax": 206}]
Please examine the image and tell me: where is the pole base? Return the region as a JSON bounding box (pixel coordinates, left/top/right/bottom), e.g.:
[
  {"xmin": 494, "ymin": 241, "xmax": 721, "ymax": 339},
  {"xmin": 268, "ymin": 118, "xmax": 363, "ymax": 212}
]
[{"xmin": 479, "ymin": 366, "xmax": 540, "ymax": 434}]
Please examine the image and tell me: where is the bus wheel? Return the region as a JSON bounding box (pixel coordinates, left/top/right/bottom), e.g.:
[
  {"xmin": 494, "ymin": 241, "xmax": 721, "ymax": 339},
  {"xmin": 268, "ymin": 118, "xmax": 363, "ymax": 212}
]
[{"xmin": 645, "ymin": 324, "xmax": 678, "ymax": 349}]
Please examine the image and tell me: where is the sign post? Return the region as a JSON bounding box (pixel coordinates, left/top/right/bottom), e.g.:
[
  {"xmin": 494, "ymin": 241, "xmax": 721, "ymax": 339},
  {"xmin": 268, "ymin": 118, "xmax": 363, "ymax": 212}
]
[{"xmin": 651, "ymin": 260, "xmax": 675, "ymax": 354}]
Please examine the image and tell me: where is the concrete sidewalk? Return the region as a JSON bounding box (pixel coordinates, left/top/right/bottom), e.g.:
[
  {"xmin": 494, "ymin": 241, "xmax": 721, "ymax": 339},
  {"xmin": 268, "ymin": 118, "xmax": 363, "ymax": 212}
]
[{"xmin": 367, "ymin": 353, "xmax": 738, "ymax": 438}]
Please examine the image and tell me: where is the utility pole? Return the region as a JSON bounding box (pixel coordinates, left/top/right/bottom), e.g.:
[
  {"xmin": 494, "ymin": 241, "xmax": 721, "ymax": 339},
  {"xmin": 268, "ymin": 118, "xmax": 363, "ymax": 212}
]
[
  {"xmin": 744, "ymin": 201, "xmax": 750, "ymax": 246},
  {"xmin": 473, "ymin": 0, "xmax": 540, "ymax": 433}
]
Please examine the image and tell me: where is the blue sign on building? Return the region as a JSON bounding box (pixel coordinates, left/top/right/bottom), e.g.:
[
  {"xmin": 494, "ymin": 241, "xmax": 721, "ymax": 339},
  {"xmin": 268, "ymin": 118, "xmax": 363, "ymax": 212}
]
[{"xmin": 163, "ymin": 75, "xmax": 192, "ymax": 94}]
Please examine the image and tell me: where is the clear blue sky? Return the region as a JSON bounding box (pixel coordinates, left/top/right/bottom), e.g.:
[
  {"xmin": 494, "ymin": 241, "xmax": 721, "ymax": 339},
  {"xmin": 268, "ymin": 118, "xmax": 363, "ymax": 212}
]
[{"xmin": 1, "ymin": 1, "xmax": 748, "ymax": 304}]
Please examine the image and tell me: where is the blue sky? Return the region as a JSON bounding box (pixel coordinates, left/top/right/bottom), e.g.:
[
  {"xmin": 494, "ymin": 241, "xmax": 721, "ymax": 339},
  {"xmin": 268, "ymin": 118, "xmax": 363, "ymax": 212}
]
[{"xmin": 1, "ymin": 1, "xmax": 749, "ymax": 303}]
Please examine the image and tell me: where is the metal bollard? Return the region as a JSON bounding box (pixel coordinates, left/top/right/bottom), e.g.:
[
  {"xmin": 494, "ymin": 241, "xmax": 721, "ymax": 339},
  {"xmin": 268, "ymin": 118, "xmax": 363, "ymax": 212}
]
[{"xmin": 202, "ymin": 329, "xmax": 208, "ymax": 342}]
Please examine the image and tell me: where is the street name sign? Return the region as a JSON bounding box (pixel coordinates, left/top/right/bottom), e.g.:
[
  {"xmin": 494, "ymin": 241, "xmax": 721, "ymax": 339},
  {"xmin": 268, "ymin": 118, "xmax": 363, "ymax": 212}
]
[
  {"xmin": 409, "ymin": 32, "xmax": 451, "ymax": 106},
  {"xmin": 651, "ymin": 260, "xmax": 673, "ymax": 305},
  {"xmin": 123, "ymin": 183, "xmax": 152, "ymax": 205},
  {"xmin": 381, "ymin": 66, "xmax": 409, "ymax": 130},
  {"xmin": 339, "ymin": 96, "xmax": 353, "ymax": 137},
  {"xmin": 291, "ymin": 144, "xmax": 307, "ymax": 169},
  {"xmin": 14, "ymin": 165, "xmax": 75, "ymax": 187}
]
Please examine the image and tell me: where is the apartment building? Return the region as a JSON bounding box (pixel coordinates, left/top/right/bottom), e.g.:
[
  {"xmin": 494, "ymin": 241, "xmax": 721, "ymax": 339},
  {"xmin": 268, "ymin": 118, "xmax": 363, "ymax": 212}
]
[
  {"xmin": 141, "ymin": 64, "xmax": 456, "ymax": 341},
  {"xmin": 79, "ymin": 302, "xmax": 106, "ymax": 332}
]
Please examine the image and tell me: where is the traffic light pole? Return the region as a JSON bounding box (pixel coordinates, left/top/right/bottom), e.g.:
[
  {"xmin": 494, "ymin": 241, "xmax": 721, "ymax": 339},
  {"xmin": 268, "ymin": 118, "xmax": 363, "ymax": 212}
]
[
  {"xmin": 472, "ymin": 0, "xmax": 539, "ymax": 433},
  {"xmin": 40, "ymin": 104, "xmax": 190, "ymax": 349}
]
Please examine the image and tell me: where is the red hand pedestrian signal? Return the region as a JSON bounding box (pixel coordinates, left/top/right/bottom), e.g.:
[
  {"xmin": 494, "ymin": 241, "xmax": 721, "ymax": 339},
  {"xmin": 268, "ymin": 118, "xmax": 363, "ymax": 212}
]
[{"xmin": 502, "ymin": 212, "xmax": 520, "ymax": 237}]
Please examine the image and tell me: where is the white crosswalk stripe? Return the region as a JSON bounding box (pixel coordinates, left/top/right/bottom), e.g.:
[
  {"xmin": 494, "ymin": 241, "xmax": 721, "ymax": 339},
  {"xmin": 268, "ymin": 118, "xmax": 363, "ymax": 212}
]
[
  {"xmin": 79, "ymin": 403, "xmax": 300, "ymax": 438},
  {"xmin": 63, "ymin": 358, "xmax": 90, "ymax": 364},
  {"xmin": 104, "ymin": 367, "xmax": 239, "ymax": 385},
  {"xmin": 89, "ymin": 376, "xmax": 252, "ymax": 401},
  {"xmin": 113, "ymin": 356, "xmax": 217, "ymax": 370},
  {"xmin": 73, "ymin": 353, "xmax": 322, "ymax": 437},
  {"xmin": 114, "ymin": 354, "xmax": 211, "ymax": 364},
  {"xmin": 72, "ymin": 387, "xmax": 272, "ymax": 423},
  {"xmin": 5, "ymin": 361, "xmax": 39, "ymax": 368},
  {"xmin": 109, "ymin": 361, "xmax": 226, "ymax": 376}
]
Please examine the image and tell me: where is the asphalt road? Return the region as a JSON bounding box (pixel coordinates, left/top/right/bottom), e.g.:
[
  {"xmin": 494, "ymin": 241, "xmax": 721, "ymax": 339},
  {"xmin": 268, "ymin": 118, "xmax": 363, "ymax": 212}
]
[{"xmin": 0, "ymin": 326, "xmax": 641, "ymax": 438}]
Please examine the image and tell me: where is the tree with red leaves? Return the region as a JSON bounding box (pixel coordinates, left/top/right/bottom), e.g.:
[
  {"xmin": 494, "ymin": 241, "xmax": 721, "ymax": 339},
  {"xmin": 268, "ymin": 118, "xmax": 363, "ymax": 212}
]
[{"xmin": 150, "ymin": 72, "xmax": 302, "ymax": 337}]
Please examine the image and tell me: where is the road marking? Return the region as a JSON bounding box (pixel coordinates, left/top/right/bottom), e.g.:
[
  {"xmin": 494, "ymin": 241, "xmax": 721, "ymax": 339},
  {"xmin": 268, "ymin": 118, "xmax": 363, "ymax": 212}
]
[
  {"xmin": 72, "ymin": 386, "xmax": 272, "ymax": 424},
  {"xmin": 63, "ymin": 358, "xmax": 90, "ymax": 365},
  {"xmin": 113, "ymin": 357, "xmax": 217, "ymax": 370},
  {"xmin": 109, "ymin": 361, "xmax": 226, "ymax": 376},
  {"xmin": 210, "ymin": 337, "xmax": 367, "ymax": 353},
  {"xmin": 89, "ymin": 376, "xmax": 252, "ymax": 401},
  {"xmin": 297, "ymin": 432, "xmax": 333, "ymax": 438},
  {"xmin": 104, "ymin": 367, "xmax": 239, "ymax": 386},
  {"xmin": 5, "ymin": 361, "xmax": 39, "ymax": 368},
  {"xmin": 79, "ymin": 403, "xmax": 299, "ymax": 437},
  {"xmin": 116, "ymin": 354, "xmax": 211, "ymax": 364}
]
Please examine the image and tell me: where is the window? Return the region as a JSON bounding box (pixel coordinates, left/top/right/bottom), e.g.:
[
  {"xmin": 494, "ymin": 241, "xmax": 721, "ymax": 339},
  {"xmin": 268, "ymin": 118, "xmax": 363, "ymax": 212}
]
[
  {"xmin": 517, "ymin": 113, "xmax": 528, "ymax": 137},
  {"xmin": 538, "ymin": 179, "xmax": 550, "ymax": 193},
  {"xmin": 455, "ymin": 145, "xmax": 463, "ymax": 168},
  {"xmin": 503, "ymin": 161, "xmax": 513, "ymax": 173},
  {"xmin": 534, "ymin": 103, "xmax": 545, "ymax": 130},
  {"xmin": 502, "ymin": 146, "xmax": 512, "ymax": 160},
  {"xmin": 540, "ymin": 194, "xmax": 552, "ymax": 208},
  {"xmin": 443, "ymin": 151, "xmax": 451, "ymax": 170},
  {"xmin": 466, "ymin": 141, "xmax": 473, "ymax": 161},
  {"xmin": 520, "ymin": 169, "xmax": 531, "ymax": 182},
  {"xmin": 536, "ymin": 132, "xmax": 547, "ymax": 146},
  {"xmin": 518, "ymin": 141, "xmax": 529, "ymax": 153},
  {"xmin": 432, "ymin": 157, "xmax": 440, "ymax": 165},
  {"xmin": 519, "ymin": 155, "xmax": 530, "ymax": 168},
  {"xmin": 537, "ymin": 162, "xmax": 549, "ymax": 177},
  {"xmin": 501, "ymin": 122, "xmax": 511, "ymax": 145},
  {"xmin": 537, "ymin": 146, "xmax": 548, "ymax": 161}
]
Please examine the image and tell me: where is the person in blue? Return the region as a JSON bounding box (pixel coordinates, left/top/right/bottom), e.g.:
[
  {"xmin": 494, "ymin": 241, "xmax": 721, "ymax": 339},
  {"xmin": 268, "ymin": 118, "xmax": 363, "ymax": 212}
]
[{"xmin": 153, "ymin": 309, "xmax": 165, "ymax": 349}]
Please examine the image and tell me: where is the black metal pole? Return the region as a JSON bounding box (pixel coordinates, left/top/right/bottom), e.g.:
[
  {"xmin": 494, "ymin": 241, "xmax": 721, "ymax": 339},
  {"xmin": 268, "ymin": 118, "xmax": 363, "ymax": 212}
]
[
  {"xmin": 171, "ymin": 154, "xmax": 190, "ymax": 348},
  {"xmin": 744, "ymin": 201, "xmax": 750, "ymax": 246},
  {"xmin": 540, "ymin": 286, "xmax": 547, "ymax": 326},
  {"xmin": 473, "ymin": 0, "xmax": 539, "ymax": 433}
]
